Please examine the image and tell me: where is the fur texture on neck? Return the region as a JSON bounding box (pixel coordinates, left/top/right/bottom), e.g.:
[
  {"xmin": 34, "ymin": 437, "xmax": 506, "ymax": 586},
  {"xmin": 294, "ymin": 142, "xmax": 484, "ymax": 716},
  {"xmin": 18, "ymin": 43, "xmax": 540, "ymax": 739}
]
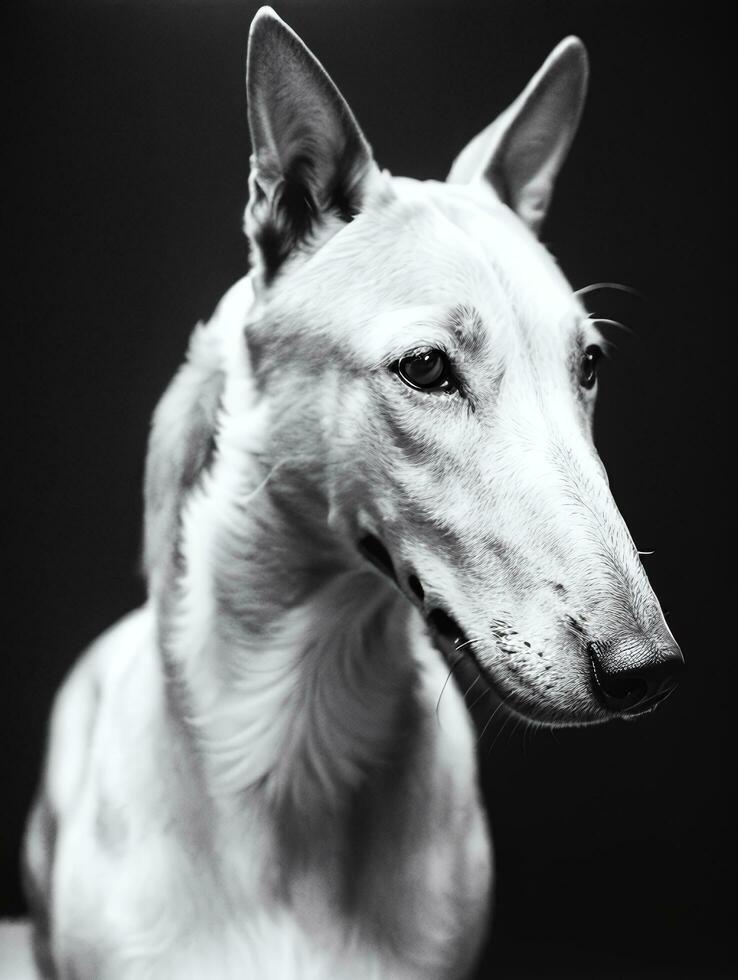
[{"xmin": 143, "ymin": 277, "xmax": 422, "ymax": 849}]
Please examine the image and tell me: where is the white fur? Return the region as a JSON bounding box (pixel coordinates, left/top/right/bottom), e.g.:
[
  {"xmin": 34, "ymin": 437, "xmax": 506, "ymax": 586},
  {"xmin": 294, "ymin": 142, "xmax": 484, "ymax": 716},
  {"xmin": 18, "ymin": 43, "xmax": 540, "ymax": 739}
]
[{"xmin": 23, "ymin": 9, "xmax": 678, "ymax": 978}]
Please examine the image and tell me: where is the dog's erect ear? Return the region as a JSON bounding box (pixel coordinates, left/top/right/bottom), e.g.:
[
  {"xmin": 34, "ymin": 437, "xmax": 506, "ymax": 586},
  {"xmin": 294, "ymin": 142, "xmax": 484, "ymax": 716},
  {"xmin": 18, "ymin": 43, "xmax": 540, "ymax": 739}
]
[
  {"xmin": 245, "ymin": 7, "xmax": 378, "ymax": 281},
  {"xmin": 447, "ymin": 37, "xmax": 589, "ymax": 235}
]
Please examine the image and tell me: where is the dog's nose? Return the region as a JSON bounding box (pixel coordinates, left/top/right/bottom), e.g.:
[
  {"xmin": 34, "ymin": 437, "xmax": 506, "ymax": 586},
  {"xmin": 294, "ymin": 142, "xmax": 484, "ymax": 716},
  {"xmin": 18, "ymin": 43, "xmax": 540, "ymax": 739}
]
[{"xmin": 588, "ymin": 632, "xmax": 684, "ymax": 715}]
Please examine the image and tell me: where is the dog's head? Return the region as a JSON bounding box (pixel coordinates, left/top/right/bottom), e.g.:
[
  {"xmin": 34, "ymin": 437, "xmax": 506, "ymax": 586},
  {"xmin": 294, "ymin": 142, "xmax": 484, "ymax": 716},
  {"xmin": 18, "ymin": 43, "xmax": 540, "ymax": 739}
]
[{"xmin": 235, "ymin": 8, "xmax": 682, "ymax": 726}]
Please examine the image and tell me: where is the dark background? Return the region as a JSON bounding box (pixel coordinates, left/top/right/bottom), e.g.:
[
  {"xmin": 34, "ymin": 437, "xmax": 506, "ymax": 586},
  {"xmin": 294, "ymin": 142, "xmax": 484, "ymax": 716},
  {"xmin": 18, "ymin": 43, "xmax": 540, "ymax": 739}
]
[{"xmin": 4, "ymin": 1, "xmax": 734, "ymax": 977}]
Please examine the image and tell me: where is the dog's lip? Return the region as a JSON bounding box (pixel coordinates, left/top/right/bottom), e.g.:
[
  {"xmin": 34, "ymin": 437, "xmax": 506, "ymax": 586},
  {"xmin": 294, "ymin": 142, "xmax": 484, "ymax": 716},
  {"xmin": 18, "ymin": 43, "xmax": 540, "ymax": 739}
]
[
  {"xmin": 426, "ymin": 608, "xmax": 608, "ymax": 726},
  {"xmin": 424, "ymin": 606, "xmax": 514, "ymax": 714},
  {"xmin": 357, "ymin": 533, "xmax": 398, "ymax": 585},
  {"xmin": 355, "ymin": 534, "xmax": 526, "ymax": 718}
]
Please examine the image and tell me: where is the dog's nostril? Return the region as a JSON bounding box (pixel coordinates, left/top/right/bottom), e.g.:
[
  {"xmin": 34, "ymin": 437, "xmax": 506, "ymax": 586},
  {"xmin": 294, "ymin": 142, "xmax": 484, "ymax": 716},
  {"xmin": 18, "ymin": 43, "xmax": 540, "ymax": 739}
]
[
  {"xmin": 588, "ymin": 639, "xmax": 684, "ymax": 715},
  {"xmin": 407, "ymin": 574, "xmax": 424, "ymax": 602},
  {"xmin": 591, "ymin": 660, "xmax": 648, "ymax": 705}
]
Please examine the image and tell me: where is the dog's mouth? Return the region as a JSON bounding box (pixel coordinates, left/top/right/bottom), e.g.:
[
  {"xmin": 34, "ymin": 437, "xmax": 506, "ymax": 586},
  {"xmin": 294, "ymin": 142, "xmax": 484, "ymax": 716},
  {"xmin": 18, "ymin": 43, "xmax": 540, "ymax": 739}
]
[
  {"xmin": 425, "ymin": 607, "xmax": 473, "ymax": 667},
  {"xmin": 357, "ymin": 533, "xmax": 398, "ymax": 585},
  {"xmin": 357, "ymin": 533, "xmax": 503, "ymax": 720},
  {"xmin": 423, "ymin": 606, "xmax": 513, "ymax": 724},
  {"xmin": 357, "ymin": 533, "xmax": 472, "ymax": 657}
]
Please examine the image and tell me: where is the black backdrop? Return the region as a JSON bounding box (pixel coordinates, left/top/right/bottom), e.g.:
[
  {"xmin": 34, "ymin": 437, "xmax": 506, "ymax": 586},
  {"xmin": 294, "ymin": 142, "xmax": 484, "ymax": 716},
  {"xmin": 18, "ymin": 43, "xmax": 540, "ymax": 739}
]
[{"xmin": 4, "ymin": 1, "xmax": 735, "ymax": 977}]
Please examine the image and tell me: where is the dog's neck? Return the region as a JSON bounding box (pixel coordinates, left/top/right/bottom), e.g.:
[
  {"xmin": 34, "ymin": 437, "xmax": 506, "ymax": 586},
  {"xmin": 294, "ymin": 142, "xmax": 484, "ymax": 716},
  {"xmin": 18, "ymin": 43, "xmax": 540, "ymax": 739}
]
[{"xmin": 154, "ymin": 369, "xmax": 422, "ymax": 830}]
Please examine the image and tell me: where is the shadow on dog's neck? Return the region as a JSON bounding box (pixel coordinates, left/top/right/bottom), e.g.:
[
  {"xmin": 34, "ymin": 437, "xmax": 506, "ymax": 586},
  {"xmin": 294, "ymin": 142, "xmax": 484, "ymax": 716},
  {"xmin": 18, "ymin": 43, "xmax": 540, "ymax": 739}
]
[{"xmin": 155, "ymin": 425, "xmax": 423, "ymax": 849}]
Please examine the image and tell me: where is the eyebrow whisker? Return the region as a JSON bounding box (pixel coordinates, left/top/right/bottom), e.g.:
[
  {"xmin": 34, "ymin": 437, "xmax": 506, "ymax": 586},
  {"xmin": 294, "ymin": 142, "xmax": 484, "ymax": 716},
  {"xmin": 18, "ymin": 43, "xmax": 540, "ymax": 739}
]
[
  {"xmin": 575, "ymin": 282, "xmax": 642, "ymax": 299},
  {"xmin": 587, "ymin": 316, "xmax": 633, "ymax": 337}
]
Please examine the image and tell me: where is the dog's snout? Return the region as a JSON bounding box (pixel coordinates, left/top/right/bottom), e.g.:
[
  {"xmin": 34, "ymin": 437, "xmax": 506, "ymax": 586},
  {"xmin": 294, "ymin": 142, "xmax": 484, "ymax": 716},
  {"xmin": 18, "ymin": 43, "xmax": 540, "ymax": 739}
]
[{"xmin": 588, "ymin": 633, "xmax": 684, "ymax": 715}]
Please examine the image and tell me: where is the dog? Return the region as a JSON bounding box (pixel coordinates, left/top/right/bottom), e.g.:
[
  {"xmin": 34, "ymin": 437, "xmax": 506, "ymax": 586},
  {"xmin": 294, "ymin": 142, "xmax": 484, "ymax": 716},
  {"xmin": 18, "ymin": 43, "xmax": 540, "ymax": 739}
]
[{"xmin": 22, "ymin": 7, "xmax": 683, "ymax": 978}]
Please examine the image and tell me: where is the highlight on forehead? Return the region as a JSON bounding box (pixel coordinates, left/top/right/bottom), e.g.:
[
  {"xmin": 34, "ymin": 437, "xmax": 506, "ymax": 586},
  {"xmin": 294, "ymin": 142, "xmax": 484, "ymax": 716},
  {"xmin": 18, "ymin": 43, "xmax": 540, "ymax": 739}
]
[{"xmin": 361, "ymin": 303, "xmax": 489, "ymax": 367}]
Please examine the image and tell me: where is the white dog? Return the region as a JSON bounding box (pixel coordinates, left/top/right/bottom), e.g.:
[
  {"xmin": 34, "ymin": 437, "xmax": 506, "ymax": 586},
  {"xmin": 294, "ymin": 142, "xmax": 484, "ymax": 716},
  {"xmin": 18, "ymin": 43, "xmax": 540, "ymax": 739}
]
[{"xmin": 23, "ymin": 8, "xmax": 682, "ymax": 978}]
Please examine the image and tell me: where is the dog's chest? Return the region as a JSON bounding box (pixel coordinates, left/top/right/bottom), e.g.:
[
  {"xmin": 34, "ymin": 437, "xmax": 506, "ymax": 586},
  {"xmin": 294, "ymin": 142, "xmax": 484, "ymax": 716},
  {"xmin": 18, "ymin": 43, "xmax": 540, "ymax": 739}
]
[
  {"xmin": 50, "ymin": 610, "xmax": 492, "ymax": 978},
  {"xmin": 57, "ymin": 767, "xmax": 490, "ymax": 980}
]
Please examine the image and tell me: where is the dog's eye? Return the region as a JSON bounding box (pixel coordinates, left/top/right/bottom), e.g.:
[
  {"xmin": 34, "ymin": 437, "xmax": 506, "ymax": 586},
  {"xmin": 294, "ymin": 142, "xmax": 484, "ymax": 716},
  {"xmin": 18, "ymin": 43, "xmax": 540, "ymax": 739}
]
[
  {"xmin": 579, "ymin": 345, "xmax": 602, "ymax": 390},
  {"xmin": 395, "ymin": 348, "xmax": 455, "ymax": 392}
]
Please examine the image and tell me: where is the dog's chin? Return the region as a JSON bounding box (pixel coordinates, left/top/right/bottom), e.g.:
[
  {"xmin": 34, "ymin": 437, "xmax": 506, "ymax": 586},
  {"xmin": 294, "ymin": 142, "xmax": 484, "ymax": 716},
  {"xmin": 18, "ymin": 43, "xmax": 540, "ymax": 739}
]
[{"xmin": 425, "ymin": 607, "xmax": 605, "ymax": 730}]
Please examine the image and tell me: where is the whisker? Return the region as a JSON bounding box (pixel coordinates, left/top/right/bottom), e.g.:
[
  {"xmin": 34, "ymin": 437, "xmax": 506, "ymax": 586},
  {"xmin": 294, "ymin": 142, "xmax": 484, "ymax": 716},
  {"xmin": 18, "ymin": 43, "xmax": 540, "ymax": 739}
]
[
  {"xmin": 507, "ymin": 715, "xmax": 523, "ymax": 748},
  {"xmin": 588, "ymin": 316, "xmax": 633, "ymax": 337},
  {"xmin": 454, "ymin": 635, "xmax": 484, "ymax": 652},
  {"xmin": 477, "ymin": 696, "xmax": 508, "ymax": 744},
  {"xmin": 468, "ymin": 685, "xmax": 490, "ymax": 711},
  {"xmin": 575, "ymin": 282, "xmax": 642, "ymax": 299},
  {"xmin": 435, "ymin": 653, "xmax": 464, "ymax": 718},
  {"xmin": 435, "ymin": 635, "xmax": 486, "ymax": 718},
  {"xmin": 488, "ymin": 710, "xmax": 514, "ymax": 753},
  {"xmin": 462, "ymin": 676, "xmax": 479, "ymax": 701},
  {"xmin": 523, "ymin": 718, "xmax": 533, "ymax": 758}
]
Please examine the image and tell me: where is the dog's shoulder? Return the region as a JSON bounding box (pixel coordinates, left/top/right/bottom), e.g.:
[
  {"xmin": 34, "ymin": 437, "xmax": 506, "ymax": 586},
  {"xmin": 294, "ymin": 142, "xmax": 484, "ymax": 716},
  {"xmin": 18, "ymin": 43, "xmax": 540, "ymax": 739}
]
[
  {"xmin": 23, "ymin": 606, "xmax": 158, "ymax": 969},
  {"xmin": 41, "ymin": 606, "xmax": 155, "ymax": 823}
]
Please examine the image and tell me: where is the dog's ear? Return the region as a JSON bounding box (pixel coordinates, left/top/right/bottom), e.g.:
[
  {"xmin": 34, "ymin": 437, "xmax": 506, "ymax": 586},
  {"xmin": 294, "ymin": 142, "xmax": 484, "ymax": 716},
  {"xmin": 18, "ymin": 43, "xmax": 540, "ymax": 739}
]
[
  {"xmin": 245, "ymin": 7, "xmax": 378, "ymax": 282},
  {"xmin": 447, "ymin": 37, "xmax": 588, "ymax": 235}
]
